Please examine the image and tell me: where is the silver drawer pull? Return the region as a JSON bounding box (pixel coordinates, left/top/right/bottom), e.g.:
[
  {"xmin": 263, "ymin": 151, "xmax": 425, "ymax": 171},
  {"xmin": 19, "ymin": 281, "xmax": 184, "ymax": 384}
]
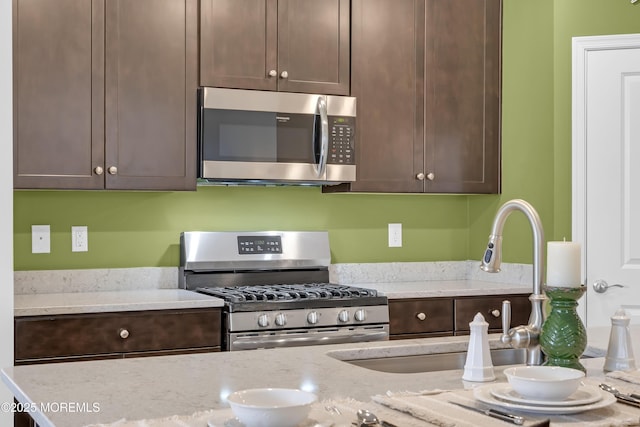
[
  {"xmin": 490, "ymin": 309, "xmax": 501, "ymax": 318},
  {"xmin": 119, "ymin": 328, "xmax": 130, "ymax": 339},
  {"xmin": 416, "ymin": 312, "xmax": 427, "ymax": 321}
]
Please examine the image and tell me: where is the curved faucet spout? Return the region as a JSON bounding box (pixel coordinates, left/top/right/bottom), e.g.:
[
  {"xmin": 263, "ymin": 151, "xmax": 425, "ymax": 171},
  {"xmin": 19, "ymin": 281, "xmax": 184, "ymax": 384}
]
[
  {"xmin": 480, "ymin": 199, "xmax": 546, "ymax": 365},
  {"xmin": 481, "ymin": 199, "xmax": 545, "ymax": 296}
]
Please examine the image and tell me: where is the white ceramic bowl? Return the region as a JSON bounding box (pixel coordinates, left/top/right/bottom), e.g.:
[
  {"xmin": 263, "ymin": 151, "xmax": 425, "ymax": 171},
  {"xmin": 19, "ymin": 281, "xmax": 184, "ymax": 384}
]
[
  {"xmin": 227, "ymin": 388, "xmax": 317, "ymax": 427},
  {"xmin": 503, "ymin": 366, "xmax": 585, "ymax": 401}
]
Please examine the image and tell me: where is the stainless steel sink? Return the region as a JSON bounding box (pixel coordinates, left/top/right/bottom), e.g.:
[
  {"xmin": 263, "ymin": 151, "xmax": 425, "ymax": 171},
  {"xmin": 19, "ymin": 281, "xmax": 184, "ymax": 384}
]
[{"xmin": 342, "ymin": 348, "xmax": 527, "ymax": 374}]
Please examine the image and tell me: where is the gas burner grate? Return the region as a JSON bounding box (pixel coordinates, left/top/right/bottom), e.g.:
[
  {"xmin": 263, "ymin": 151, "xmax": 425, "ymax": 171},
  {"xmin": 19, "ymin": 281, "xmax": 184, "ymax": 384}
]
[{"xmin": 196, "ymin": 283, "xmax": 378, "ymax": 303}]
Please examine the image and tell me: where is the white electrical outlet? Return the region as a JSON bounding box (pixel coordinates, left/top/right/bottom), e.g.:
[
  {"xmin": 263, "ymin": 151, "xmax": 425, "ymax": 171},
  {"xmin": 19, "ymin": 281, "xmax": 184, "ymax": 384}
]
[
  {"xmin": 32, "ymin": 225, "xmax": 51, "ymax": 253},
  {"xmin": 72, "ymin": 226, "xmax": 88, "ymax": 252},
  {"xmin": 388, "ymin": 223, "xmax": 402, "ymax": 247}
]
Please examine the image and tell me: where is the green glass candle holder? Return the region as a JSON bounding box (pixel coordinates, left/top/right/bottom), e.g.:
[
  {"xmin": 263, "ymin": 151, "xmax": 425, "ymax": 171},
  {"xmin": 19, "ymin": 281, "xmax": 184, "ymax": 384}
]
[{"xmin": 539, "ymin": 285, "xmax": 587, "ymax": 372}]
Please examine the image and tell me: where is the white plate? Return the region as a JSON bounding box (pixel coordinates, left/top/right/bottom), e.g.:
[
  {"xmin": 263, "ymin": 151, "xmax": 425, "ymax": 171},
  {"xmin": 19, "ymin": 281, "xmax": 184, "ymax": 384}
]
[
  {"xmin": 474, "ymin": 384, "xmax": 616, "ymax": 415},
  {"xmin": 490, "ymin": 383, "xmax": 603, "ymax": 407}
]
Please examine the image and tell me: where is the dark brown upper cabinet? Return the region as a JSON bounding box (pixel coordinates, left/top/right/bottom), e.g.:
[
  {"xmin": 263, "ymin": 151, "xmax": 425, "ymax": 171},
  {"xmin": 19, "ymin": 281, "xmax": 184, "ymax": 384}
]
[
  {"xmin": 326, "ymin": 0, "xmax": 501, "ymax": 194},
  {"xmin": 13, "ymin": 0, "xmax": 197, "ymax": 190},
  {"xmin": 200, "ymin": 0, "xmax": 350, "ymax": 96}
]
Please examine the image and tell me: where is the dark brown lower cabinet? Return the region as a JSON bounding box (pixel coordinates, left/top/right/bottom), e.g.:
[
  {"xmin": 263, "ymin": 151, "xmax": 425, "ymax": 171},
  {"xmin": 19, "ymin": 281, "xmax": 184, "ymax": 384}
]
[
  {"xmin": 13, "ymin": 308, "xmax": 221, "ymax": 427},
  {"xmin": 14, "ymin": 402, "xmax": 35, "ymax": 427},
  {"xmin": 454, "ymin": 295, "xmax": 531, "ymax": 335},
  {"xmin": 389, "ymin": 294, "xmax": 531, "ymax": 339},
  {"xmin": 389, "ymin": 297, "xmax": 454, "ymax": 339}
]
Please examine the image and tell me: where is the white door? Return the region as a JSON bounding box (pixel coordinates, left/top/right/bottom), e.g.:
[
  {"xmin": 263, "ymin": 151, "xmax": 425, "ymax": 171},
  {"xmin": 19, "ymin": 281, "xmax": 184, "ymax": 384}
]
[{"xmin": 573, "ymin": 34, "xmax": 640, "ymax": 328}]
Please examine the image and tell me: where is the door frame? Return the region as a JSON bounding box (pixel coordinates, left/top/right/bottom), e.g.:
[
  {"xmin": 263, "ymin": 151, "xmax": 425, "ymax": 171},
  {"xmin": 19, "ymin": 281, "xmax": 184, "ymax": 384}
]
[{"xmin": 571, "ymin": 33, "xmax": 640, "ymax": 323}]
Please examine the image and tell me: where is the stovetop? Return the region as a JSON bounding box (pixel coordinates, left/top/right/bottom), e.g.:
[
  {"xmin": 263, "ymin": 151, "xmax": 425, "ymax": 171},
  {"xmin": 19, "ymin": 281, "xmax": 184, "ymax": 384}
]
[
  {"xmin": 196, "ymin": 283, "xmax": 378, "ymax": 302},
  {"xmin": 196, "ymin": 283, "xmax": 386, "ymax": 312}
]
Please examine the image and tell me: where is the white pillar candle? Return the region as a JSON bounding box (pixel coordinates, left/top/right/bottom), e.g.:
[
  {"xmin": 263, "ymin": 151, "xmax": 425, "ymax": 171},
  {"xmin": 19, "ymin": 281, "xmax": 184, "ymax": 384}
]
[{"xmin": 546, "ymin": 241, "xmax": 582, "ymax": 287}]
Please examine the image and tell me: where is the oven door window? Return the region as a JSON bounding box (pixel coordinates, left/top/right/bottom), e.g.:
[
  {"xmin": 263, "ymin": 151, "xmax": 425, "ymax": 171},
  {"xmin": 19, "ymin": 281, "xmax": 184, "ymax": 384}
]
[{"xmin": 201, "ymin": 109, "xmax": 317, "ymax": 163}]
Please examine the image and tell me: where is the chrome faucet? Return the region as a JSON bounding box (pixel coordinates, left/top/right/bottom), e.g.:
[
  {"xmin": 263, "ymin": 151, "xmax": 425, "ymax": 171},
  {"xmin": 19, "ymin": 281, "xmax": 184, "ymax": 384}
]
[{"xmin": 480, "ymin": 199, "xmax": 546, "ymax": 366}]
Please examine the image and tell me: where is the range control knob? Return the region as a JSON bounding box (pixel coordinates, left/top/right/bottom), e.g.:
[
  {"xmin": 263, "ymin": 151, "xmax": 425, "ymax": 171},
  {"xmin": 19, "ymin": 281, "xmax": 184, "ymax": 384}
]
[
  {"xmin": 275, "ymin": 313, "xmax": 287, "ymax": 327},
  {"xmin": 338, "ymin": 309, "xmax": 350, "ymax": 323},
  {"xmin": 257, "ymin": 314, "xmax": 270, "ymax": 328},
  {"xmin": 354, "ymin": 309, "xmax": 367, "ymax": 322},
  {"xmin": 307, "ymin": 311, "xmax": 319, "ymax": 325}
]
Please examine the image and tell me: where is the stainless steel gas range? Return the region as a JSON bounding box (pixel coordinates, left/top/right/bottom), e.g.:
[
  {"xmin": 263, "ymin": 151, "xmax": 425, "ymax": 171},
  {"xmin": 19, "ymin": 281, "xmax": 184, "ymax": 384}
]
[{"xmin": 179, "ymin": 231, "xmax": 389, "ymax": 351}]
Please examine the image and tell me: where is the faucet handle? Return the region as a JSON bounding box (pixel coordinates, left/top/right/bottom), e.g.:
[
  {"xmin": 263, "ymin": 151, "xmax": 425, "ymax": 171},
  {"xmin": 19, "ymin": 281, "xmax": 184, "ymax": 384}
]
[{"xmin": 501, "ymin": 300, "xmax": 511, "ymax": 344}]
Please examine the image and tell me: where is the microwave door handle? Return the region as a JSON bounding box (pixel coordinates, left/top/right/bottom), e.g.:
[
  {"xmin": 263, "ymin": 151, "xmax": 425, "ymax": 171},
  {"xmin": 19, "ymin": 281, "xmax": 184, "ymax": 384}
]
[{"xmin": 314, "ymin": 96, "xmax": 329, "ymax": 178}]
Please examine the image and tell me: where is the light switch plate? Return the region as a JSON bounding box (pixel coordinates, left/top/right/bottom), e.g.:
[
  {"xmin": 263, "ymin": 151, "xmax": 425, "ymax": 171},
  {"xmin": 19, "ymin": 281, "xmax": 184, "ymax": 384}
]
[
  {"xmin": 388, "ymin": 223, "xmax": 402, "ymax": 247},
  {"xmin": 32, "ymin": 225, "xmax": 51, "ymax": 253},
  {"xmin": 72, "ymin": 226, "xmax": 88, "ymax": 252}
]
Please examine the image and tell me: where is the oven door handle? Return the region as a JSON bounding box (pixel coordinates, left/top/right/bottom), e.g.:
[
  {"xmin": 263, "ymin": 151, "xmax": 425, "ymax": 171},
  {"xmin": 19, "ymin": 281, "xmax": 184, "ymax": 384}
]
[
  {"xmin": 231, "ymin": 330, "xmax": 388, "ymax": 351},
  {"xmin": 313, "ymin": 96, "xmax": 329, "ymax": 178}
]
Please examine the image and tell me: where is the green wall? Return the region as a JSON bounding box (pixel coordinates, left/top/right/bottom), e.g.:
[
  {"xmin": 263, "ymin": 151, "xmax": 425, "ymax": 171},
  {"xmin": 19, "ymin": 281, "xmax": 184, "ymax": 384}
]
[{"xmin": 13, "ymin": 1, "xmax": 640, "ymax": 271}]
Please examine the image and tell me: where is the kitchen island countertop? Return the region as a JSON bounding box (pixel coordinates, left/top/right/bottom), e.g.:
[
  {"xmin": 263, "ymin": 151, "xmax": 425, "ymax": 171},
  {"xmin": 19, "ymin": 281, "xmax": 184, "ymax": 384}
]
[{"xmin": 3, "ymin": 328, "xmax": 635, "ymax": 427}]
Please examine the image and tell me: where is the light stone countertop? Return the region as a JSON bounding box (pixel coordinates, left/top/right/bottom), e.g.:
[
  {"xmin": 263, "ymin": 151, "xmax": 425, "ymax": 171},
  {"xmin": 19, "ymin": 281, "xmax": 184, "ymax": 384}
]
[
  {"xmin": 2, "ymin": 329, "xmax": 632, "ymax": 427},
  {"xmin": 13, "ymin": 281, "xmax": 529, "ymax": 317},
  {"xmin": 358, "ymin": 280, "xmax": 530, "ymax": 299},
  {"xmin": 14, "ymin": 289, "xmax": 224, "ymax": 317},
  {"xmin": 13, "ymin": 263, "xmax": 532, "ymax": 316}
]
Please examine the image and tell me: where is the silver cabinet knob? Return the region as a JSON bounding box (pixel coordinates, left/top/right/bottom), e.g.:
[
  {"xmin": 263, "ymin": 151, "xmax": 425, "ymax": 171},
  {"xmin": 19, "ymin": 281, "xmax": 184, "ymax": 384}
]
[
  {"xmin": 426, "ymin": 172, "xmax": 435, "ymax": 181},
  {"xmin": 108, "ymin": 166, "xmax": 118, "ymax": 175},
  {"xmin": 416, "ymin": 172, "xmax": 425, "ymax": 181},
  {"xmin": 268, "ymin": 69, "xmax": 277, "ymax": 77},
  {"xmin": 354, "ymin": 309, "xmax": 367, "ymax": 322},
  {"xmin": 490, "ymin": 309, "xmax": 501, "ymax": 318},
  {"xmin": 119, "ymin": 328, "xmax": 129, "ymax": 339},
  {"xmin": 94, "ymin": 166, "xmax": 104, "ymax": 175},
  {"xmin": 593, "ymin": 280, "xmax": 625, "ymax": 293},
  {"xmin": 416, "ymin": 312, "xmax": 426, "ymax": 321},
  {"xmin": 280, "ymin": 70, "xmax": 289, "ymax": 79}
]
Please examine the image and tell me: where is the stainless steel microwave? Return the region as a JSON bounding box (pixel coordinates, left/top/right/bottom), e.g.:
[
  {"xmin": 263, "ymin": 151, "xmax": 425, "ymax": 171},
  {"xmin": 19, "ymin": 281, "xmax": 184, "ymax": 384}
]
[{"xmin": 198, "ymin": 87, "xmax": 356, "ymax": 185}]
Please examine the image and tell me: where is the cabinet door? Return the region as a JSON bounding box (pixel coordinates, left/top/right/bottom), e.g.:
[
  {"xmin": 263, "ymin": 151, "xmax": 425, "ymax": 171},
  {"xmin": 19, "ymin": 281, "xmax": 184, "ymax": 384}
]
[
  {"xmin": 344, "ymin": 0, "xmax": 425, "ymax": 193},
  {"xmin": 389, "ymin": 298, "xmax": 454, "ymax": 338},
  {"xmin": 277, "ymin": 0, "xmax": 350, "ymax": 95},
  {"xmin": 13, "ymin": 0, "xmax": 105, "ymax": 189},
  {"xmin": 15, "ymin": 309, "xmax": 221, "ymax": 363},
  {"xmin": 200, "ymin": 0, "xmax": 278, "ymax": 91},
  {"xmin": 104, "ymin": 0, "xmax": 197, "ymax": 190},
  {"xmin": 423, "ymin": 0, "xmax": 501, "ymax": 193},
  {"xmin": 454, "ymin": 294, "xmax": 530, "ymax": 334}
]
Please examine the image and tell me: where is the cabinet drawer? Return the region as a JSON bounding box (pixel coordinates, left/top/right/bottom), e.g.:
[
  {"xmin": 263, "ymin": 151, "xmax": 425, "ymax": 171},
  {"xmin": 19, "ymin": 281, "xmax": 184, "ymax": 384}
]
[
  {"xmin": 454, "ymin": 295, "xmax": 530, "ymax": 332},
  {"xmin": 15, "ymin": 308, "xmax": 221, "ymax": 362},
  {"xmin": 389, "ymin": 298, "xmax": 454, "ymax": 335}
]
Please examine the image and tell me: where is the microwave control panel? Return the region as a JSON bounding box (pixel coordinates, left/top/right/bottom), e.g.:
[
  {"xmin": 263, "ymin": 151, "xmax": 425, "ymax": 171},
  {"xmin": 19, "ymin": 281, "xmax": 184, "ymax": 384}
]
[{"xmin": 328, "ymin": 116, "xmax": 355, "ymax": 165}]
